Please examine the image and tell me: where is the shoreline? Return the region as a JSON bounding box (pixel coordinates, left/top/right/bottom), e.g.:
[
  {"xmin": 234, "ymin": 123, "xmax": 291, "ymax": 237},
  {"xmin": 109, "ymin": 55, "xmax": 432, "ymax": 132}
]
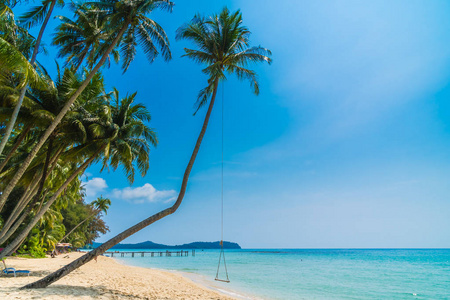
[
  {"xmin": 109, "ymin": 253, "xmax": 257, "ymax": 300},
  {"xmin": 0, "ymin": 252, "xmax": 239, "ymax": 299}
]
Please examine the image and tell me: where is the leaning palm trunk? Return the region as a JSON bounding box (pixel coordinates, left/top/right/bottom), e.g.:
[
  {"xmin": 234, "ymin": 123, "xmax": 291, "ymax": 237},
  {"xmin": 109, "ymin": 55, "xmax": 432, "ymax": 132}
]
[
  {"xmin": 0, "ymin": 87, "xmax": 26, "ymax": 158},
  {"xmin": 21, "ymin": 79, "xmax": 220, "ymax": 289},
  {"xmin": 0, "ymin": 147, "xmax": 62, "ymax": 242},
  {"xmin": 0, "ymin": 176, "xmax": 40, "ymax": 242},
  {"xmin": 54, "ymin": 212, "xmax": 95, "ymax": 249},
  {"xmin": 9, "ymin": 235, "xmax": 27, "ymax": 256},
  {"xmin": 0, "ymin": 187, "xmax": 47, "ymax": 245},
  {"xmin": 0, "ymin": 146, "xmax": 105, "ymax": 259},
  {"xmin": 0, "ymin": 125, "xmax": 32, "ymax": 174},
  {"xmin": 0, "ymin": 22, "xmax": 129, "ymax": 213},
  {"xmin": 0, "ymin": 0, "xmax": 57, "ymax": 157},
  {"xmin": 0, "ymin": 205, "xmax": 31, "ymax": 245}
]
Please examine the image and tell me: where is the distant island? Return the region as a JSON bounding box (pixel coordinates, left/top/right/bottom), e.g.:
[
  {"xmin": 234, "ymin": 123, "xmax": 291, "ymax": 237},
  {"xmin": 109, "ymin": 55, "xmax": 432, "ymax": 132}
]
[{"xmin": 84, "ymin": 241, "xmax": 241, "ymax": 250}]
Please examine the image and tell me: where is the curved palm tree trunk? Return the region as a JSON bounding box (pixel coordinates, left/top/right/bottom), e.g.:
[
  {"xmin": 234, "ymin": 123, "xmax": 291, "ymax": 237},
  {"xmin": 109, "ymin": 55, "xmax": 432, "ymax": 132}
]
[
  {"xmin": 29, "ymin": 137, "xmax": 54, "ymax": 206},
  {"xmin": 10, "ymin": 235, "xmax": 26, "ymax": 256},
  {"xmin": 0, "ymin": 187, "xmax": 46, "ymax": 246},
  {"xmin": 0, "ymin": 176, "xmax": 40, "ymax": 242},
  {"xmin": 0, "ymin": 146, "xmax": 105, "ymax": 259},
  {"xmin": 0, "ymin": 205, "xmax": 31, "ymax": 246},
  {"xmin": 0, "ymin": 145, "xmax": 61, "ymax": 242},
  {"xmin": 0, "ymin": 125, "xmax": 32, "ymax": 174},
  {"xmin": 0, "ymin": 22, "xmax": 129, "ymax": 213},
  {"xmin": 0, "ymin": 87, "xmax": 26, "ymax": 158},
  {"xmin": 0, "ymin": 0, "xmax": 56, "ymax": 157},
  {"xmin": 22, "ymin": 79, "xmax": 220, "ymax": 289},
  {"xmin": 55, "ymin": 212, "xmax": 96, "ymax": 248}
]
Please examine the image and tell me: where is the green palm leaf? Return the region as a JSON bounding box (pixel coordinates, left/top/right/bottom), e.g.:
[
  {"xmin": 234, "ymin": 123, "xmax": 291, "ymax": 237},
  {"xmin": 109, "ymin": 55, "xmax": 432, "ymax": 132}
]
[
  {"xmin": 176, "ymin": 7, "xmax": 272, "ymax": 112},
  {"xmin": 0, "ymin": 37, "xmax": 46, "ymax": 89}
]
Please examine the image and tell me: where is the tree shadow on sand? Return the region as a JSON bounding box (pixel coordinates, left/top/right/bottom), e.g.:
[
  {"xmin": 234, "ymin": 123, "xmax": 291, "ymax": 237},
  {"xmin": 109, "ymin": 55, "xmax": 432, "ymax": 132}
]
[{"xmin": 28, "ymin": 284, "xmax": 143, "ymax": 299}]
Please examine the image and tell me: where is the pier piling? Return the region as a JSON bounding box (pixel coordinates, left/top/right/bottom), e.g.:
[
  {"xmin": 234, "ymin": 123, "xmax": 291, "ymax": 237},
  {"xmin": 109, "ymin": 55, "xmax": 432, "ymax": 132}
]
[{"xmin": 104, "ymin": 250, "xmax": 193, "ymax": 258}]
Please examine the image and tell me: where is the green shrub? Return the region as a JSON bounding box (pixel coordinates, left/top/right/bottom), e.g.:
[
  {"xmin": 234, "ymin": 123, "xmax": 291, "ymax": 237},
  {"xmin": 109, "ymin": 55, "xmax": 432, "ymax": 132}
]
[{"xmin": 29, "ymin": 248, "xmax": 46, "ymax": 258}]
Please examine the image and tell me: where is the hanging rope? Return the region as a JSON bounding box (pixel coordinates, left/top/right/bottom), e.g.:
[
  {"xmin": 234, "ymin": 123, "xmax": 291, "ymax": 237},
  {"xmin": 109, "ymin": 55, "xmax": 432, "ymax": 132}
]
[
  {"xmin": 221, "ymin": 79, "xmax": 224, "ymax": 245},
  {"xmin": 215, "ymin": 81, "xmax": 230, "ymax": 283}
]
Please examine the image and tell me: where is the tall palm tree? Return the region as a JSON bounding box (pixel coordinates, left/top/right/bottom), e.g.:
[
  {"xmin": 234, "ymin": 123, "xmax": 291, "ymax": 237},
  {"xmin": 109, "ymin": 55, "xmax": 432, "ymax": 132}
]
[
  {"xmin": 0, "ymin": 145, "xmax": 105, "ymax": 258},
  {"xmin": 0, "ymin": 67, "xmax": 107, "ymax": 242},
  {"xmin": 0, "ymin": 0, "xmax": 63, "ymax": 158},
  {"xmin": 0, "ymin": 37, "xmax": 46, "ymax": 177},
  {"xmin": 2, "ymin": 85, "xmax": 157, "ymax": 259},
  {"xmin": 22, "ymin": 7, "xmax": 272, "ymax": 289},
  {"xmin": 0, "ymin": 0, "xmax": 173, "ymax": 213},
  {"xmin": 0, "ymin": 68, "xmax": 110, "ymax": 256},
  {"xmin": 55, "ymin": 196, "xmax": 110, "ymax": 248},
  {"xmin": 100, "ymin": 88, "xmax": 156, "ymax": 182},
  {"xmin": 52, "ymin": 4, "xmax": 119, "ymax": 72},
  {"xmin": 17, "ymin": 172, "xmax": 84, "ymax": 254}
]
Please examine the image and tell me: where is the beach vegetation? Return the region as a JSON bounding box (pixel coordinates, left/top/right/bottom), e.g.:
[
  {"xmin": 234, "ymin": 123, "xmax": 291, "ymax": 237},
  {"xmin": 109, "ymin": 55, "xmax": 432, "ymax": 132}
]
[
  {"xmin": 0, "ymin": 66, "xmax": 157, "ymax": 257},
  {"xmin": 57, "ymin": 196, "xmax": 111, "ymax": 249},
  {"xmin": 0, "ymin": 0, "xmax": 172, "ymax": 212},
  {"xmin": 0, "ymin": 0, "xmax": 61, "ymax": 163},
  {"xmin": 0, "ymin": 0, "xmax": 169, "ymax": 260}
]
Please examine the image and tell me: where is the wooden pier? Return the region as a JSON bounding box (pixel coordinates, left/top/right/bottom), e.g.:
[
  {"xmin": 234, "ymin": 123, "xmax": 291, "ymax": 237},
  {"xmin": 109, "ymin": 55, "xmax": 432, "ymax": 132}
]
[{"xmin": 105, "ymin": 250, "xmax": 195, "ymax": 258}]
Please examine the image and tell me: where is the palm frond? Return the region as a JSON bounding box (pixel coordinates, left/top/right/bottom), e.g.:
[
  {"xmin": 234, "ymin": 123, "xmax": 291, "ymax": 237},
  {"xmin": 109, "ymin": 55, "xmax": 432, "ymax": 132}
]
[
  {"xmin": 19, "ymin": 0, "xmax": 52, "ymax": 29},
  {"xmin": 120, "ymin": 27, "xmax": 137, "ymax": 72},
  {"xmin": 177, "ymin": 7, "xmax": 272, "ymax": 113},
  {"xmin": 0, "ymin": 37, "xmax": 47, "ymax": 89}
]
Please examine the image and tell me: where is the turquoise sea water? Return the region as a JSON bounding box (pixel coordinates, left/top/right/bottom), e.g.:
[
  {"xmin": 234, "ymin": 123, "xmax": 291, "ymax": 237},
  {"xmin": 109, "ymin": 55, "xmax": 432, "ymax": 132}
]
[{"xmin": 111, "ymin": 249, "xmax": 450, "ymax": 299}]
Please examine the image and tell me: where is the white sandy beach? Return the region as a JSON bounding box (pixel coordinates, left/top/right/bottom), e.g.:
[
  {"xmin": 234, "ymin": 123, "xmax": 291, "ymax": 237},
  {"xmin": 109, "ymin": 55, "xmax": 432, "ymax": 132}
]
[{"xmin": 1, "ymin": 252, "xmax": 237, "ymax": 299}]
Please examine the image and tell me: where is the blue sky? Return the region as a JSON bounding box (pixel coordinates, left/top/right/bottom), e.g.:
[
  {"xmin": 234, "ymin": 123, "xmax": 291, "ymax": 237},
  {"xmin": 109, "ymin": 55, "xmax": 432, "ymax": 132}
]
[{"xmin": 22, "ymin": 0, "xmax": 450, "ymax": 248}]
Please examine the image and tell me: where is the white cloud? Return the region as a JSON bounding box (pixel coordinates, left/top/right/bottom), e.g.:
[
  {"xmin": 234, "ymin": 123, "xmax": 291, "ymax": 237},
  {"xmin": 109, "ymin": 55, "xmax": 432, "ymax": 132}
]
[
  {"xmin": 112, "ymin": 183, "xmax": 177, "ymax": 204},
  {"xmin": 83, "ymin": 177, "xmax": 108, "ymax": 200}
]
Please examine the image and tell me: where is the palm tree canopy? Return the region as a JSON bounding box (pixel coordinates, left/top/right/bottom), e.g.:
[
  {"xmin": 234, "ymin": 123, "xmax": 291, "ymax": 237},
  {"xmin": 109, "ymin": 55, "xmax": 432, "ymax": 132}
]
[
  {"xmin": 87, "ymin": 0, "xmax": 174, "ymax": 72},
  {"xmin": 100, "ymin": 88, "xmax": 157, "ymax": 183},
  {"xmin": 0, "ymin": 37, "xmax": 46, "ymax": 89},
  {"xmin": 52, "ymin": 3, "xmax": 120, "ymax": 71},
  {"xmin": 19, "ymin": 0, "xmax": 65, "ymax": 29},
  {"xmin": 0, "ymin": 4, "xmax": 36, "ymax": 58},
  {"xmin": 90, "ymin": 196, "xmax": 111, "ymax": 215},
  {"xmin": 176, "ymin": 7, "xmax": 272, "ymax": 113}
]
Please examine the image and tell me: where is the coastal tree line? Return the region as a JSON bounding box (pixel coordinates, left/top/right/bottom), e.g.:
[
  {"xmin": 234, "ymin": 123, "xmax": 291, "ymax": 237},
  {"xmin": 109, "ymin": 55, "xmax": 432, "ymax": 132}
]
[{"xmin": 0, "ymin": 0, "xmax": 271, "ymax": 288}]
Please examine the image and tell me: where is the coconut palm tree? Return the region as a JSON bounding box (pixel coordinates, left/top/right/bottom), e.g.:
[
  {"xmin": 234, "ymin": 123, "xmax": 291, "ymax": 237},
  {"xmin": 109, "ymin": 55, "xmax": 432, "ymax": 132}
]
[
  {"xmin": 0, "ymin": 0, "xmax": 64, "ymax": 158},
  {"xmin": 0, "ymin": 144, "xmax": 105, "ymax": 258},
  {"xmin": 1, "ymin": 85, "xmax": 157, "ymax": 260},
  {"xmin": 16, "ymin": 173, "xmax": 84, "ymax": 255},
  {"xmin": 0, "ymin": 31, "xmax": 45, "ymax": 177},
  {"xmin": 0, "ymin": 68, "xmax": 110, "ymax": 255},
  {"xmin": 0, "ymin": 67, "xmax": 107, "ymax": 243},
  {"xmin": 21, "ymin": 7, "xmax": 272, "ymax": 289},
  {"xmin": 0, "ymin": 0, "xmax": 173, "ymax": 213},
  {"xmin": 55, "ymin": 196, "xmax": 111, "ymax": 247},
  {"xmin": 52, "ymin": 4, "xmax": 119, "ymax": 72},
  {"xmin": 99, "ymin": 88, "xmax": 156, "ymax": 182}
]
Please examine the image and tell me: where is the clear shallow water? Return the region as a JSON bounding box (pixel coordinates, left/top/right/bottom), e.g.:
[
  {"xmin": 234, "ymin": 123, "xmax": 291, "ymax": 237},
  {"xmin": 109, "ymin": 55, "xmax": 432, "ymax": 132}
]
[{"xmin": 111, "ymin": 249, "xmax": 450, "ymax": 300}]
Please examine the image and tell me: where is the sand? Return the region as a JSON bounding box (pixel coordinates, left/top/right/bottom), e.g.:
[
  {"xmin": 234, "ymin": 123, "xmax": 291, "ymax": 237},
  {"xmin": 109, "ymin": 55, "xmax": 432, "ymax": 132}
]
[{"xmin": 0, "ymin": 252, "xmax": 237, "ymax": 299}]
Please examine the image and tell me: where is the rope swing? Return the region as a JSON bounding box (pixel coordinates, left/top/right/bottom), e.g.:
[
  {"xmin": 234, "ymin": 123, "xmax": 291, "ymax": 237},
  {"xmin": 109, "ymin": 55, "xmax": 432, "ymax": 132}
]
[{"xmin": 215, "ymin": 81, "xmax": 230, "ymax": 283}]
